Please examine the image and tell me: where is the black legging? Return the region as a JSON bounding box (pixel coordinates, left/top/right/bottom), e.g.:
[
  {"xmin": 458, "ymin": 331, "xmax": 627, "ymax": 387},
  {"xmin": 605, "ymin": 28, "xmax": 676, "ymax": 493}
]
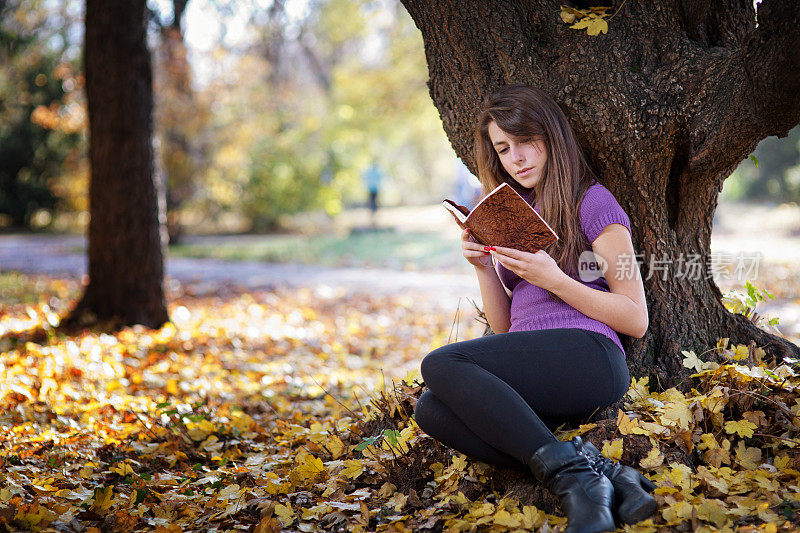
[{"xmin": 414, "ymin": 328, "xmax": 629, "ymax": 471}]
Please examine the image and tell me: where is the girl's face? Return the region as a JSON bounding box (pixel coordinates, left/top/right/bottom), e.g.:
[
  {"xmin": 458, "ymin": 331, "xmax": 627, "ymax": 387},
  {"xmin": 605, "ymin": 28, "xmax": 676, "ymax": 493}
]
[{"xmin": 487, "ymin": 120, "xmax": 548, "ymax": 190}]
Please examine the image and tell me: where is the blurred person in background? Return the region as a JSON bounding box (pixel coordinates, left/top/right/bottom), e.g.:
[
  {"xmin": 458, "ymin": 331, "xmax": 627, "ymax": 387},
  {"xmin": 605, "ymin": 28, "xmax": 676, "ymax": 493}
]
[{"xmin": 362, "ymin": 162, "xmax": 385, "ymax": 228}]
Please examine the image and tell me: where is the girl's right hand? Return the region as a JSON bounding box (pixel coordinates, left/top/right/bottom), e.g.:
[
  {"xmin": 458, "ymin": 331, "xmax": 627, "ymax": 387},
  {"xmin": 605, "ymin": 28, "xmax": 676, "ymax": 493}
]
[{"xmin": 461, "ymin": 228, "xmax": 494, "ymax": 269}]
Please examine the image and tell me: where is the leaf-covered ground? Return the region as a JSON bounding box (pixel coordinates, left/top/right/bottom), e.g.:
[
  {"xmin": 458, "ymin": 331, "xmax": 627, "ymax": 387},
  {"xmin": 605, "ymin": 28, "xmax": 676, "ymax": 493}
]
[{"xmin": 2, "ymin": 272, "xmax": 800, "ymax": 532}]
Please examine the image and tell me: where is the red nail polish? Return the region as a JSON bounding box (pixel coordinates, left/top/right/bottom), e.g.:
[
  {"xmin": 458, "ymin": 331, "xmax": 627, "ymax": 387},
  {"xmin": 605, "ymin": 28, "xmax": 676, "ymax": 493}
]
[{"xmin": 488, "ymin": 246, "xmax": 496, "ymax": 251}]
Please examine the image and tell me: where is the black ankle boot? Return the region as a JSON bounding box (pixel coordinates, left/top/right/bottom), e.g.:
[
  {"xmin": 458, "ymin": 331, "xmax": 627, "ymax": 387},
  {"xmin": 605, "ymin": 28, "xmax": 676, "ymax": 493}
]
[
  {"xmin": 526, "ymin": 436, "xmax": 616, "ymax": 533},
  {"xmin": 578, "ymin": 440, "xmax": 658, "ymax": 525}
]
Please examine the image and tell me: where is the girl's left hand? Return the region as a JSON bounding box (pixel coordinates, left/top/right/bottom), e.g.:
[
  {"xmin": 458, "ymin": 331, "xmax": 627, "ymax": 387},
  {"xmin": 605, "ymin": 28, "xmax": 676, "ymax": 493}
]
[{"xmin": 490, "ymin": 246, "xmax": 566, "ymax": 291}]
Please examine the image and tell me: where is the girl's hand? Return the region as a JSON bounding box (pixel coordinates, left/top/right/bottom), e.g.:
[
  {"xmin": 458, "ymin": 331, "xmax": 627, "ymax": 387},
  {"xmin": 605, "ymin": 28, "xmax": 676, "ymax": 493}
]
[
  {"xmin": 490, "ymin": 246, "xmax": 566, "ymax": 291},
  {"xmin": 461, "ymin": 228, "xmax": 494, "ymax": 269}
]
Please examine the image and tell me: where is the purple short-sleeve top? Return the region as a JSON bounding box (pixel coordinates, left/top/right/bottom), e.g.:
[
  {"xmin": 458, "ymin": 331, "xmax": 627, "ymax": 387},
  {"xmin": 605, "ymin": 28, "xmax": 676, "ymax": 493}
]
[{"xmin": 496, "ymin": 180, "xmax": 633, "ymax": 354}]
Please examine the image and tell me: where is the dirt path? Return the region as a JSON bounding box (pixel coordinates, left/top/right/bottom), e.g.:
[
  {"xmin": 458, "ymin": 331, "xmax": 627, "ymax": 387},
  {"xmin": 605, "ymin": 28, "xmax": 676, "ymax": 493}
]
[
  {"xmin": 0, "ymin": 234, "xmax": 480, "ymax": 306},
  {"xmin": 1, "ymin": 199, "xmax": 798, "ymax": 337}
]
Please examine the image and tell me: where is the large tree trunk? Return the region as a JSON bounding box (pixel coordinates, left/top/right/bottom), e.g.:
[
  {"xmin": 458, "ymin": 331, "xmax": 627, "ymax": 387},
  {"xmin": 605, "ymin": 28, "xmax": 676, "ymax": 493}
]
[
  {"xmin": 65, "ymin": 0, "xmax": 168, "ymax": 329},
  {"xmin": 400, "ymin": 0, "xmax": 800, "ymax": 388}
]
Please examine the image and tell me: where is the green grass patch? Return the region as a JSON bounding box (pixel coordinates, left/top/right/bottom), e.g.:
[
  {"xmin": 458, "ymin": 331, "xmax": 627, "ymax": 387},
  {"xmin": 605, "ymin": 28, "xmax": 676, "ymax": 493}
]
[
  {"xmin": 170, "ymin": 230, "xmax": 463, "ymax": 271},
  {"xmin": 0, "ymin": 272, "xmax": 79, "ymax": 307}
]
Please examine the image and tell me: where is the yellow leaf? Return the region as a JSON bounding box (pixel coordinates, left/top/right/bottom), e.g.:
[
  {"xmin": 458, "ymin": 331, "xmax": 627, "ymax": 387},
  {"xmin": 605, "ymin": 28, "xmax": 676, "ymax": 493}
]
[
  {"xmin": 734, "ymin": 441, "xmax": 761, "ymax": 469},
  {"xmin": 468, "ymin": 502, "xmax": 495, "ymax": 518},
  {"xmin": 699, "ymin": 388, "xmax": 727, "ymax": 413},
  {"xmin": 110, "ymin": 462, "xmax": 135, "ymax": 477},
  {"xmin": 660, "ymin": 401, "xmax": 692, "ymax": 428},
  {"xmin": 570, "ymin": 18, "xmax": 592, "ymax": 30},
  {"xmin": 387, "ymin": 493, "xmax": 407, "ymax": 512},
  {"xmin": 696, "ymin": 466, "xmax": 729, "ymax": 494},
  {"xmin": 218, "ymin": 483, "xmax": 241, "ymax": 500},
  {"xmin": 559, "ymin": 7, "xmax": 576, "ymax": 23},
  {"xmin": 571, "ymin": 16, "xmax": 608, "ymax": 35},
  {"xmin": 302, "ymin": 503, "xmax": 334, "ymax": 520},
  {"xmin": 587, "ymin": 16, "xmax": 608, "ymax": 36},
  {"xmin": 166, "ymin": 379, "xmax": 180, "ymax": 395},
  {"xmin": 377, "ymin": 482, "xmax": 396, "ymax": 499},
  {"xmin": 556, "ymin": 422, "xmax": 597, "ymax": 441},
  {"xmin": 92, "ymin": 486, "xmax": 113, "ymax": 512},
  {"xmin": 14, "ymin": 512, "xmax": 45, "ymax": 529},
  {"xmin": 327, "ymin": 435, "xmax": 346, "ymax": 459},
  {"xmin": 662, "ymin": 500, "xmax": 693, "ymax": 524},
  {"xmin": 729, "ymin": 344, "xmax": 749, "ymax": 361},
  {"xmin": 294, "ymin": 451, "xmax": 324, "ymax": 480},
  {"xmin": 627, "ymin": 376, "xmax": 650, "ymax": 402},
  {"xmin": 341, "ymin": 460, "xmax": 364, "ymax": 479},
  {"xmin": 520, "ymin": 505, "xmax": 546, "ymax": 529},
  {"xmin": 664, "ymin": 463, "xmax": 697, "ymax": 493},
  {"xmin": 187, "ymin": 419, "xmax": 215, "ymax": 442},
  {"xmin": 639, "ymin": 447, "xmax": 664, "ymax": 469},
  {"xmin": 602, "ymin": 438, "xmax": 623, "ymax": 460},
  {"xmin": 704, "ymin": 438, "xmax": 732, "ymax": 468},
  {"xmin": 682, "ymin": 350, "xmax": 705, "ymax": 372},
  {"xmin": 274, "ymin": 503, "xmax": 293, "ymax": 525},
  {"xmin": 639, "ymin": 420, "xmax": 670, "ymax": 437},
  {"xmin": 493, "ymin": 509, "xmax": 521, "ymax": 528},
  {"xmin": 758, "ymin": 508, "xmax": 782, "ymax": 525},
  {"xmin": 450, "ymin": 491, "xmax": 470, "ymax": 506},
  {"xmin": 230, "ymin": 411, "xmax": 254, "ymax": 433},
  {"xmin": 560, "ymin": 5, "xmax": 587, "ymax": 16},
  {"xmin": 263, "ymin": 473, "xmax": 291, "ymax": 495},
  {"xmin": 697, "ymin": 433, "xmax": 718, "ymax": 451},
  {"xmin": 724, "ymin": 419, "xmax": 757, "ymax": 439},
  {"xmin": 696, "ymin": 498, "xmax": 728, "ymax": 527},
  {"xmin": 774, "ymin": 454, "xmax": 793, "ymax": 472},
  {"xmin": 451, "ymin": 454, "xmax": 468, "ymax": 471},
  {"xmin": 307, "ymin": 422, "xmax": 329, "ymax": 444},
  {"xmin": 80, "ymin": 461, "xmax": 97, "ymax": 478},
  {"xmin": 616, "ymin": 410, "xmax": 649, "ymax": 435}
]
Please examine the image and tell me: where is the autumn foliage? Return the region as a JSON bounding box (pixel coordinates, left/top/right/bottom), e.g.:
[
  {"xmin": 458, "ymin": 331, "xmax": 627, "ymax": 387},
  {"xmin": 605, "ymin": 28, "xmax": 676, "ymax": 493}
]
[{"xmin": 1, "ymin": 274, "xmax": 800, "ymax": 531}]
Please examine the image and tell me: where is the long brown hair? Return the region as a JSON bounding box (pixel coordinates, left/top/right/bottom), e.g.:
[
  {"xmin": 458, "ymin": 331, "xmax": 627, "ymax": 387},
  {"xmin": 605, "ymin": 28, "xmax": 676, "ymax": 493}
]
[{"xmin": 474, "ymin": 84, "xmax": 596, "ymax": 301}]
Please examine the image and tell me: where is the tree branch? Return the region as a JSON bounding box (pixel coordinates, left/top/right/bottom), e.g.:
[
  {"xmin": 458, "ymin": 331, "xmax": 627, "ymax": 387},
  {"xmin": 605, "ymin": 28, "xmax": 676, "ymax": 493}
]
[{"xmin": 685, "ymin": 0, "xmax": 800, "ymax": 183}]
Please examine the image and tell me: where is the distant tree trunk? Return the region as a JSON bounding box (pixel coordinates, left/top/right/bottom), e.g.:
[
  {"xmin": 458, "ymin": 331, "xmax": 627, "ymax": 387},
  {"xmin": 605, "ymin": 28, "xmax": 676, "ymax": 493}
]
[
  {"xmin": 157, "ymin": 0, "xmax": 196, "ymax": 245},
  {"xmin": 401, "ymin": 0, "xmax": 800, "ymax": 388},
  {"xmin": 65, "ymin": 0, "xmax": 168, "ymax": 329}
]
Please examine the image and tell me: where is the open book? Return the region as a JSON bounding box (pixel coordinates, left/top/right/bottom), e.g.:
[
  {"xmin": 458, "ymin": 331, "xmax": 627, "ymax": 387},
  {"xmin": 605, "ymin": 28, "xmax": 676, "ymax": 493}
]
[{"xmin": 442, "ymin": 182, "xmax": 558, "ymax": 254}]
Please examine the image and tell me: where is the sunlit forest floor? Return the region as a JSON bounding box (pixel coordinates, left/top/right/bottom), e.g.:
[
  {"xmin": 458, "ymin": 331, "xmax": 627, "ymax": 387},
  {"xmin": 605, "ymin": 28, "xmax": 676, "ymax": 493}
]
[
  {"xmin": 1, "ymin": 200, "xmax": 800, "ymax": 532},
  {"xmin": 2, "ymin": 269, "xmax": 800, "ymax": 531}
]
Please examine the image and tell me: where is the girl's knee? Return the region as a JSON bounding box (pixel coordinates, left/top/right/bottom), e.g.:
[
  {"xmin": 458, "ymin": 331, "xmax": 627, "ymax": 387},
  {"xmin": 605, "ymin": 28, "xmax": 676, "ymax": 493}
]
[
  {"xmin": 413, "ymin": 389, "xmax": 442, "ymax": 436},
  {"xmin": 419, "ymin": 345, "xmax": 454, "ymax": 385},
  {"xmin": 413, "ymin": 390, "xmax": 433, "ymax": 427}
]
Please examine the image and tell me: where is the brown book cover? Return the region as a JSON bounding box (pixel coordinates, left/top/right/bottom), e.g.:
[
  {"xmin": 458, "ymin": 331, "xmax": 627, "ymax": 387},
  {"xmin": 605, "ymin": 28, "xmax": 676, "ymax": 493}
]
[{"xmin": 442, "ymin": 182, "xmax": 559, "ymax": 254}]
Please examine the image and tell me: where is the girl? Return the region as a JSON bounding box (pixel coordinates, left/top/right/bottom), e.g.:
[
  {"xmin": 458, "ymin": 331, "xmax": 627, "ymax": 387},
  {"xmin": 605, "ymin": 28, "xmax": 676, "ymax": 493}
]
[{"xmin": 414, "ymin": 85, "xmax": 656, "ymax": 533}]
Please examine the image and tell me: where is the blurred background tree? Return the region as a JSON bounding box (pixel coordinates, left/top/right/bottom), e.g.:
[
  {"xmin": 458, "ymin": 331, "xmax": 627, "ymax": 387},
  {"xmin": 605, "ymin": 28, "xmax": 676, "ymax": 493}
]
[
  {"xmin": 151, "ymin": 0, "xmax": 208, "ymax": 244},
  {"xmin": 194, "ymin": 0, "xmax": 454, "ymax": 232},
  {"xmin": 0, "ymin": 0, "xmax": 85, "ymax": 230}
]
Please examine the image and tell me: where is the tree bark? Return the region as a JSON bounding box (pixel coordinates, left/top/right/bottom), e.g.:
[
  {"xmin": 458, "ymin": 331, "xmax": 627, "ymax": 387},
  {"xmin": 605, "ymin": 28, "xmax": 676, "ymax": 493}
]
[
  {"xmin": 400, "ymin": 0, "xmax": 800, "ymax": 388},
  {"xmin": 65, "ymin": 0, "xmax": 168, "ymax": 329}
]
